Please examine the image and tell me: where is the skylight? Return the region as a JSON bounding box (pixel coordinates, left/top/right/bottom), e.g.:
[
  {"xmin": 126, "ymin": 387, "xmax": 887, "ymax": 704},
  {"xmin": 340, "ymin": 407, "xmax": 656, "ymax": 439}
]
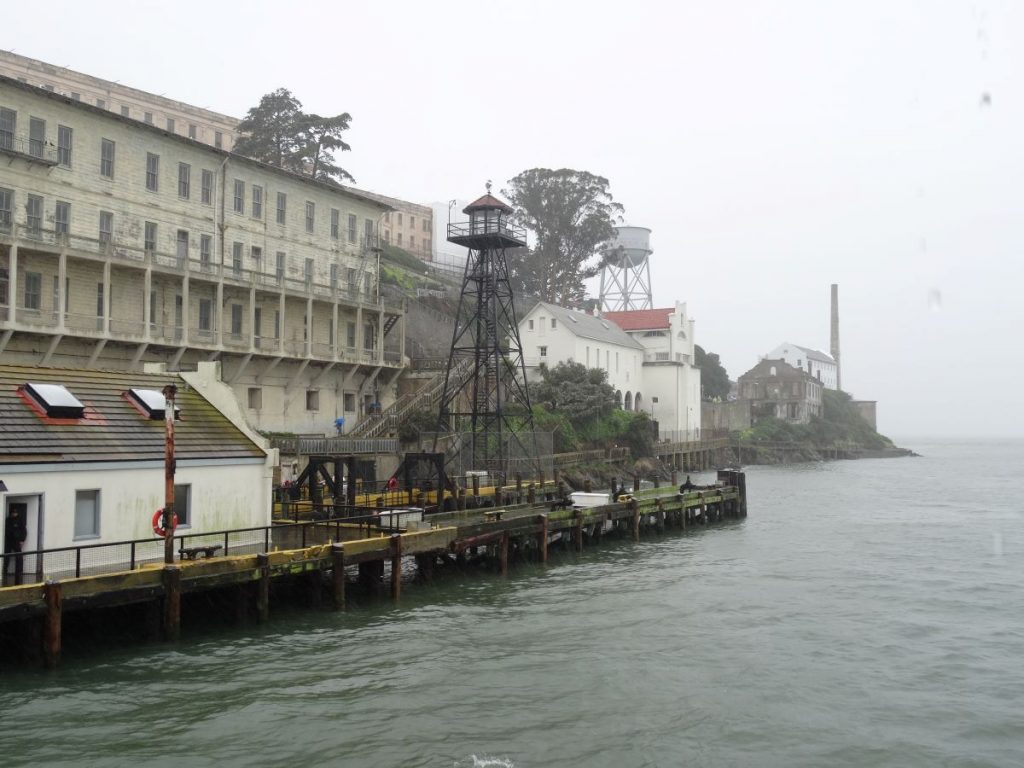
[
  {"xmin": 128, "ymin": 388, "xmax": 180, "ymax": 420},
  {"xmin": 25, "ymin": 382, "xmax": 85, "ymax": 418}
]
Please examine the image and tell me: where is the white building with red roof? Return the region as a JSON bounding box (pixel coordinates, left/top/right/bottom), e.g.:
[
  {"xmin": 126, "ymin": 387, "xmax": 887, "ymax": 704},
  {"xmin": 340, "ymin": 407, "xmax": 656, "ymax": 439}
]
[{"xmin": 603, "ymin": 301, "xmax": 702, "ymax": 440}]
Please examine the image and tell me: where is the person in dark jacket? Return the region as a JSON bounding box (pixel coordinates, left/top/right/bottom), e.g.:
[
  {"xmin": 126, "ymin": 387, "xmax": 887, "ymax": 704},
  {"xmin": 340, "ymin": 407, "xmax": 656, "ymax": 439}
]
[
  {"xmin": 679, "ymin": 475, "xmax": 696, "ymax": 493},
  {"xmin": 4, "ymin": 505, "xmax": 28, "ymax": 586}
]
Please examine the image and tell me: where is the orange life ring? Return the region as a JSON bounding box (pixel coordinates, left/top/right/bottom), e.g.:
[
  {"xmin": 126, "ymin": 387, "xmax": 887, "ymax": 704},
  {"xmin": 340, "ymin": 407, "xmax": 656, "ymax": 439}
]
[{"xmin": 152, "ymin": 508, "xmax": 178, "ymax": 537}]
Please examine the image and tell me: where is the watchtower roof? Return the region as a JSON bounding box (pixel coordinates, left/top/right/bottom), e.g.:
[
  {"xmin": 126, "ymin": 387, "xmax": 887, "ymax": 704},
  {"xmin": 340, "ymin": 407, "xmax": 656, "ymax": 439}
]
[{"xmin": 463, "ymin": 194, "xmax": 513, "ymax": 214}]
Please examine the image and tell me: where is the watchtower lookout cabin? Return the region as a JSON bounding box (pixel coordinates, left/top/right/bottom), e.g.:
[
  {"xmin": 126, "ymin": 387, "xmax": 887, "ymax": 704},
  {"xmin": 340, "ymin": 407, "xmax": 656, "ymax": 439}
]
[{"xmin": 435, "ymin": 187, "xmax": 537, "ymax": 482}]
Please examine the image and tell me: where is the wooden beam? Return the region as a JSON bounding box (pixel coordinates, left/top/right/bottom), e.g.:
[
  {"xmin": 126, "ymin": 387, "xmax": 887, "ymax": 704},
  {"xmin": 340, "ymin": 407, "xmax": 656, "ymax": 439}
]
[{"xmin": 42, "ymin": 580, "xmax": 62, "ymax": 670}]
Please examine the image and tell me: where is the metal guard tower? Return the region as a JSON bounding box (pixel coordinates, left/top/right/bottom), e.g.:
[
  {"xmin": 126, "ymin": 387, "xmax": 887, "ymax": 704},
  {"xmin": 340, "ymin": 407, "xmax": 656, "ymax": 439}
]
[{"xmin": 435, "ymin": 186, "xmax": 536, "ymax": 481}]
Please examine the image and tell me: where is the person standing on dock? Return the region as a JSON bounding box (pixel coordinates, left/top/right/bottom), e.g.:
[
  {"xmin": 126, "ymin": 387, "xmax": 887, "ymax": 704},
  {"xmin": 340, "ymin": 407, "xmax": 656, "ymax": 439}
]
[
  {"xmin": 3, "ymin": 505, "xmax": 27, "ymax": 586},
  {"xmin": 679, "ymin": 475, "xmax": 696, "ymax": 493}
]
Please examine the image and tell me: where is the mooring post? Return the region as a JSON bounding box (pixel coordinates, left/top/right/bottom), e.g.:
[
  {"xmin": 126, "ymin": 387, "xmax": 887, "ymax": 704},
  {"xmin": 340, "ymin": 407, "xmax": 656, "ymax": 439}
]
[
  {"xmin": 670, "ymin": 469, "xmax": 678, "ymax": 487},
  {"xmin": 499, "ymin": 531, "xmax": 510, "ymax": 575},
  {"xmin": 537, "ymin": 514, "xmax": 548, "ymax": 564},
  {"xmin": 631, "ymin": 499, "xmax": 641, "ymax": 542},
  {"xmin": 656, "ymin": 499, "xmax": 665, "ymax": 532},
  {"xmin": 633, "ymin": 473, "xmax": 640, "ymax": 492},
  {"xmin": 331, "ymin": 544, "xmax": 346, "ymax": 610},
  {"xmin": 42, "ymin": 580, "xmax": 62, "ymax": 670},
  {"xmin": 256, "ymin": 553, "xmax": 270, "ymax": 623},
  {"xmin": 471, "ymin": 474, "xmax": 480, "ymax": 499},
  {"xmin": 163, "ymin": 565, "xmax": 181, "ymax": 640},
  {"xmin": 574, "ymin": 510, "xmax": 584, "ymax": 553},
  {"xmin": 527, "ymin": 483, "xmax": 536, "ymax": 504},
  {"xmin": 390, "ymin": 535, "xmax": 402, "ymax": 601},
  {"xmin": 700, "ymin": 492, "xmax": 708, "ymax": 525}
]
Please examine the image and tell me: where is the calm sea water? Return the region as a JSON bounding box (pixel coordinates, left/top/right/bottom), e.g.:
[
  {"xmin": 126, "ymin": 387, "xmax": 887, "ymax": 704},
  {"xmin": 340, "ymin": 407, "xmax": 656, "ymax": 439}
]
[{"xmin": 2, "ymin": 439, "xmax": 1022, "ymax": 768}]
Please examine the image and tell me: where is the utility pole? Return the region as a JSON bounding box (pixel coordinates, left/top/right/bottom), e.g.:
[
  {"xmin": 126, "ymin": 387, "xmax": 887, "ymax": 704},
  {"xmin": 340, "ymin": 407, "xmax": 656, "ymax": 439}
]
[{"xmin": 163, "ymin": 384, "xmax": 177, "ymax": 564}]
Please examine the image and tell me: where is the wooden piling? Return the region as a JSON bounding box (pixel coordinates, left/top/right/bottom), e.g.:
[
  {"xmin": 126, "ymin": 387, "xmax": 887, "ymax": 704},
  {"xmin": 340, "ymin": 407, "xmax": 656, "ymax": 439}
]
[
  {"xmin": 163, "ymin": 565, "xmax": 182, "ymax": 639},
  {"xmin": 574, "ymin": 510, "xmax": 584, "ymax": 553},
  {"xmin": 390, "ymin": 535, "xmax": 402, "ymax": 601},
  {"xmin": 255, "ymin": 554, "xmax": 270, "ymax": 623},
  {"xmin": 471, "ymin": 474, "xmax": 480, "ymax": 498},
  {"xmin": 537, "ymin": 514, "xmax": 548, "ymax": 564},
  {"xmin": 499, "ymin": 531, "xmax": 510, "ymax": 575},
  {"xmin": 656, "ymin": 499, "xmax": 665, "ymax": 533},
  {"xmin": 631, "ymin": 499, "xmax": 640, "ymax": 542},
  {"xmin": 43, "ymin": 580, "xmax": 61, "ymax": 670},
  {"xmin": 527, "ymin": 482, "xmax": 536, "ymax": 504},
  {"xmin": 633, "ymin": 474, "xmax": 640, "ymax": 492},
  {"xmin": 331, "ymin": 545, "xmax": 346, "ymax": 610}
]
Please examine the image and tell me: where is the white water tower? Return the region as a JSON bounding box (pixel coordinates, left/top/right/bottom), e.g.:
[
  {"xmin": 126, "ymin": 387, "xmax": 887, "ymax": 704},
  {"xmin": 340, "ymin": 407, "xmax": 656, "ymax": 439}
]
[{"xmin": 598, "ymin": 226, "xmax": 653, "ymax": 311}]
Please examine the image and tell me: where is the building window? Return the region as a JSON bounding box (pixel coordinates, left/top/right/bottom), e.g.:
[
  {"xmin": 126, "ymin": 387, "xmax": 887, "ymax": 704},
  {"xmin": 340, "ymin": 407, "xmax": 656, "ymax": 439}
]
[
  {"xmin": 71, "ymin": 92, "xmax": 81, "ymax": 101},
  {"xmin": 305, "ymin": 201, "xmax": 315, "ymax": 233},
  {"xmin": 214, "ymin": 131, "xmax": 223, "ymax": 149},
  {"xmin": 24, "ymin": 271, "xmax": 42, "ymax": 310},
  {"xmin": 344, "ymin": 392, "xmax": 355, "ymax": 412},
  {"xmin": 100, "ymin": 138, "xmax": 115, "ymax": 178},
  {"xmin": 188, "ymin": 124, "xmax": 197, "ymax": 139},
  {"xmin": 176, "ymin": 229, "xmax": 189, "ymax": 261},
  {"xmin": 0, "ymin": 187, "xmax": 12, "ymax": 230},
  {"xmin": 304, "ymin": 258, "xmax": 314, "ymax": 285},
  {"xmin": 26, "ymin": 194, "xmax": 43, "ymax": 235},
  {"xmin": 198, "ymin": 298, "xmax": 212, "ymax": 332},
  {"xmin": 410, "ymin": 236, "xmax": 416, "ymax": 249},
  {"xmin": 306, "ymin": 390, "xmax": 319, "ymax": 411},
  {"xmin": 166, "ymin": 117, "xmax": 175, "ymax": 133},
  {"xmin": 95, "ymin": 98, "xmax": 105, "ymax": 109},
  {"xmin": 201, "ymin": 169, "xmax": 213, "ymax": 204},
  {"xmin": 423, "ymin": 219, "xmax": 430, "ymax": 232},
  {"xmin": 0, "ymin": 108, "xmax": 15, "ymax": 150},
  {"xmin": 29, "ymin": 117, "xmax": 45, "ymax": 158},
  {"xmin": 330, "ymin": 263, "xmax": 338, "ymax": 290},
  {"xmin": 144, "ymin": 111, "xmax": 153, "ymax": 124},
  {"xmin": 74, "ymin": 490, "xmax": 100, "ymax": 539},
  {"xmin": 232, "ymin": 242, "xmax": 243, "ymax": 276},
  {"xmin": 347, "ymin": 214, "xmax": 356, "ymax": 243},
  {"xmin": 55, "ymin": 201, "xmax": 70, "ymax": 236},
  {"xmin": 200, "ymin": 234, "xmax": 212, "ymax": 267},
  {"xmin": 364, "ymin": 219, "xmax": 374, "ymax": 244},
  {"xmin": 57, "ymin": 125, "xmax": 72, "ymax": 167},
  {"xmin": 248, "ymin": 387, "xmax": 262, "ymax": 410},
  {"xmin": 551, "ymin": 318, "xmax": 557, "ymax": 329},
  {"xmin": 144, "ymin": 221, "xmax": 157, "ymax": 253},
  {"xmin": 276, "ymin": 192, "xmax": 286, "ymax": 224},
  {"xmin": 528, "ymin": 319, "xmax": 534, "ymax": 330},
  {"xmin": 252, "ymin": 185, "xmax": 263, "ymax": 219},
  {"xmin": 346, "ymin": 322, "xmax": 356, "ymax": 348},
  {"xmin": 178, "ymin": 163, "xmax": 191, "ymax": 199},
  {"xmin": 99, "ymin": 211, "xmax": 113, "ymax": 244},
  {"xmin": 0, "ymin": 266, "xmax": 8, "ymax": 305},
  {"xmin": 539, "ymin": 346, "xmax": 547, "ymax": 357},
  {"xmin": 331, "ymin": 208, "xmax": 340, "ymax": 239},
  {"xmin": 397, "ymin": 233, "xmax": 402, "ymax": 246},
  {"xmin": 120, "ymin": 105, "xmax": 129, "ymax": 117},
  {"xmin": 251, "ymin": 245, "xmax": 263, "ymax": 268},
  {"xmin": 253, "ymin": 307, "xmax": 262, "ymax": 341},
  {"xmin": 146, "ymin": 153, "xmax": 159, "ymax": 191},
  {"xmin": 233, "ymin": 180, "xmax": 244, "ymax": 213},
  {"xmin": 231, "ymin": 304, "xmax": 243, "ymax": 336},
  {"xmin": 96, "ymin": 282, "xmax": 104, "ymax": 323},
  {"xmin": 397, "ymin": 213, "xmax": 403, "ymax": 226},
  {"xmin": 275, "ymin": 251, "xmax": 285, "ymax": 283},
  {"xmin": 173, "ymin": 484, "xmax": 191, "ymax": 527},
  {"xmin": 410, "ymin": 215, "xmax": 415, "ymax": 229}
]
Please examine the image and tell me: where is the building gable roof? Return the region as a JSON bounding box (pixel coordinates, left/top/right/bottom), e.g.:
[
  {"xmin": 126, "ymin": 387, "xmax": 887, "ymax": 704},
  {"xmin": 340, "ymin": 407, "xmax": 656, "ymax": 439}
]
[
  {"xmin": 603, "ymin": 308, "xmax": 674, "ymax": 332},
  {"xmin": 0, "ymin": 365, "xmax": 265, "ymax": 465},
  {"xmin": 794, "ymin": 345, "xmax": 836, "ymax": 364},
  {"xmin": 738, "ymin": 358, "xmax": 813, "ymax": 382},
  {"xmin": 527, "ymin": 303, "xmax": 643, "ymax": 350}
]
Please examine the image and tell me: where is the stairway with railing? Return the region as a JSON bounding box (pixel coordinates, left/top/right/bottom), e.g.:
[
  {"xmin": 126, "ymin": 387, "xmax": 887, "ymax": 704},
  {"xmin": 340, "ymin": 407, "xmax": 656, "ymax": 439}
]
[{"xmin": 347, "ymin": 359, "xmax": 469, "ymax": 440}]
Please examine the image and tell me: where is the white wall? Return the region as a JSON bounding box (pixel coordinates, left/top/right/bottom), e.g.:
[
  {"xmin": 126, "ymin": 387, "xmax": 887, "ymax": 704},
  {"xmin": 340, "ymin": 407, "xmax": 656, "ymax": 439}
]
[
  {"xmin": 767, "ymin": 344, "xmax": 838, "ymax": 390},
  {"xmin": 1, "ymin": 458, "xmax": 271, "ymax": 556}
]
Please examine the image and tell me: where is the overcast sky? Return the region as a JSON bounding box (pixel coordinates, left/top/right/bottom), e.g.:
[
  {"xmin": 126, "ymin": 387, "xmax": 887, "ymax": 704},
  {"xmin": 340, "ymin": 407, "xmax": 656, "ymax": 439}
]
[{"xmin": 5, "ymin": 0, "xmax": 1021, "ymax": 439}]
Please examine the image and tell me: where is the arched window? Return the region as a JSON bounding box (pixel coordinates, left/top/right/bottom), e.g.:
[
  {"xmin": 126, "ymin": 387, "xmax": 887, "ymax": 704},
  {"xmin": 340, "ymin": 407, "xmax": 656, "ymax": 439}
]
[
  {"xmin": 634, "ymin": 393, "xmax": 643, "ymax": 412},
  {"xmin": 616, "ymin": 390, "xmax": 622, "ymax": 408},
  {"xmin": 624, "ymin": 391, "xmax": 633, "ymax": 411},
  {"xmin": 770, "ymin": 366, "xmax": 777, "ymax": 376}
]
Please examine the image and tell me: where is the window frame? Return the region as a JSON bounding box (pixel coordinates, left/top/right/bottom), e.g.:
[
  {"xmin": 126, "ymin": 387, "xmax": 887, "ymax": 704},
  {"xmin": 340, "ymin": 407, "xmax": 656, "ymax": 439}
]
[
  {"xmin": 100, "ymin": 138, "xmax": 115, "ymax": 179},
  {"xmin": 145, "ymin": 153, "xmax": 159, "ymax": 192},
  {"xmin": 74, "ymin": 489, "xmax": 101, "ymax": 540}
]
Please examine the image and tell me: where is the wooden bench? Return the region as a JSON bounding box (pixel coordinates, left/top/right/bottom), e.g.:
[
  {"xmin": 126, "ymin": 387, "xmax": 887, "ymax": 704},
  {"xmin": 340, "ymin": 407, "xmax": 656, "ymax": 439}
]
[{"xmin": 179, "ymin": 544, "xmax": 222, "ymax": 560}]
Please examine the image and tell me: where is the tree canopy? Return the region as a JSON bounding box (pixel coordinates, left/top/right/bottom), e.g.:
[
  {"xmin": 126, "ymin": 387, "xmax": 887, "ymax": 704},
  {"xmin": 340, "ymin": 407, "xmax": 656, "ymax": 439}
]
[
  {"xmin": 695, "ymin": 345, "xmax": 731, "ymax": 401},
  {"xmin": 531, "ymin": 361, "xmax": 619, "ymax": 424},
  {"xmin": 233, "ymin": 88, "xmax": 354, "ymax": 185},
  {"xmin": 503, "ymin": 169, "xmax": 623, "ymax": 305}
]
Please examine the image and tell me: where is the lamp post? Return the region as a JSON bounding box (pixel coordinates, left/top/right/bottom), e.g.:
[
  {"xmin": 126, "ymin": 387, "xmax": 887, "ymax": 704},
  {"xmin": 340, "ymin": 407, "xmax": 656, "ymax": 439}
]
[{"xmin": 162, "ymin": 385, "xmax": 177, "ymax": 564}]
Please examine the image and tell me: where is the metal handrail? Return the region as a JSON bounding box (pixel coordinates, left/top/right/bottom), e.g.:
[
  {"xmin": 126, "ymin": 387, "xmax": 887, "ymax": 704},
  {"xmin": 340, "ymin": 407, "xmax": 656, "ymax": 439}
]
[{"xmin": 0, "ymin": 510, "xmax": 408, "ymax": 587}]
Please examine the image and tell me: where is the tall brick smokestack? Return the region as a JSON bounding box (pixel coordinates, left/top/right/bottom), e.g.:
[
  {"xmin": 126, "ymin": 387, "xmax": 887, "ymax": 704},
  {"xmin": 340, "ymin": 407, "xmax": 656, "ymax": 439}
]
[{"xmin": 830, "ymin": 283, "xmax": 841, "ymax": 391}]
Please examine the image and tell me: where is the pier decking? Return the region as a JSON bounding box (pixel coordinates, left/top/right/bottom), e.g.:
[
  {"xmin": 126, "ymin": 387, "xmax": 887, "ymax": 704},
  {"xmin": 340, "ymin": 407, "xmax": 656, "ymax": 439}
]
[{"xmin": 0, "ymin": 471, "xmax": 745, "ymax": 669}]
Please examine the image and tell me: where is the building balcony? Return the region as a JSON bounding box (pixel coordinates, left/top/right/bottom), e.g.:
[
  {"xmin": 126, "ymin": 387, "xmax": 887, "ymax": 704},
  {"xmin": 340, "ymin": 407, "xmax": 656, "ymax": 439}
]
[{"xmin": 0, "ymin": 133, "xmax": 59, "ymax": 166}]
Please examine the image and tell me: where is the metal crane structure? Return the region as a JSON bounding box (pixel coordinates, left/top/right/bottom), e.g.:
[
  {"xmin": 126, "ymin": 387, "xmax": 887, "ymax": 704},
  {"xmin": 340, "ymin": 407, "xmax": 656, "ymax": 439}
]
[{"xmin": 433, "ymin": 186, "xmax": 537, "ymax": 483}]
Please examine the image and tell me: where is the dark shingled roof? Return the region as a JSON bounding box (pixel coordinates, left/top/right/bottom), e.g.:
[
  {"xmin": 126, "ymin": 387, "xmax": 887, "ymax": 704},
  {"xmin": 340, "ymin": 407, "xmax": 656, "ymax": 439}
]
[
  {"xmin": 0, "ymin": 365, "xmax": 266, "ymax": 465},
  {"xmin": 463, "ymin": 194, "xmax": 513, "ymax": 214}
]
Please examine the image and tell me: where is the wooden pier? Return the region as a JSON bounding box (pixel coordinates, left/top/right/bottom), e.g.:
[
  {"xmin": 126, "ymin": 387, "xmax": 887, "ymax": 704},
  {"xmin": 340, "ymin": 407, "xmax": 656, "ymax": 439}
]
[{"xmin": 0, "ymin": 472, "xmax": 745, "ymax": 669}]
